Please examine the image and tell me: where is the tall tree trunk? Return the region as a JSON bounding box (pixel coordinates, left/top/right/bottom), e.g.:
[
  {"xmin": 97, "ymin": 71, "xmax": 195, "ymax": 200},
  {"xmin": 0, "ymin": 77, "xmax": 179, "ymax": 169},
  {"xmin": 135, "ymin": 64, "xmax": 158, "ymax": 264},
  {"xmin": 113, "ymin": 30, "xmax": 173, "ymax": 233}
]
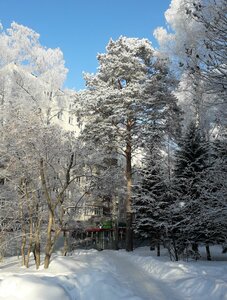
[{"xmin": 125, "ymin": 124, "xmax": 133, "ymax": 252}]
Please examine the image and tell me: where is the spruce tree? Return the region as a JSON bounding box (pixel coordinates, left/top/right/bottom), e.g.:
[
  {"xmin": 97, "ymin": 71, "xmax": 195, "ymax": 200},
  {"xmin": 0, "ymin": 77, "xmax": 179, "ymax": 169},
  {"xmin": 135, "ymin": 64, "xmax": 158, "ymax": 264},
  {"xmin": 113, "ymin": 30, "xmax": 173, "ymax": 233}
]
[
  {"xmin": 198, "ymin": 132, "xmax": 227, "ymax": 255},
  {"xmin": 175, "ymin": 122, "xmax": 208, "ymax": 185},
  {"xmin": 173, "ymin": 122, "xmax": 210, "ymax": 256},
  {"xmin": 133, "ymin": 143, "xmax": 166, "ymax": 256}
]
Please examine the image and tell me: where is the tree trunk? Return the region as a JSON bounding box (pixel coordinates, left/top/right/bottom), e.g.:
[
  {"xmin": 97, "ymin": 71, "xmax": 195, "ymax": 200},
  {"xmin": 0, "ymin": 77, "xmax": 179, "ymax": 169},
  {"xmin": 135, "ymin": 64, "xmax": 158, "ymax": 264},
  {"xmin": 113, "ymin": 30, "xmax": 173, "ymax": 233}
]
[
  {"xmin": 40, "ymin": 154, "xmax": 73, "ymax": 268},
  {"xmin": 34, "ymin": 206, "xmax": 41, "ymax": 269},
  {"xmin": 192, "ymin": 242, "xmax": 199, "ymax": 253},
  {"xmin": 44, "ymin": 213, "xmax": 62, "ymax": 268},
  {"xmin": 157, "ymin": 242, "xmax": 160, "ymax": 257},
  {"xmin": 62, "ymin": 230, "xmax": 68, "ymax": 256},
  {"xmin": 21, "ymin": 231, "xmax": 26, "ymax": 266},
  {"xmin": 40, "ymin": 158, "xmax": 55, "ymax": 269},
  {"xmin": 126, "ymin": 212, "xmax": 133, "ymax": 251},
  {"xmin": 44, "ymin": 211, "xmax": 54, "ymax": 269},
  {"xmin": 0, "ymin": 235, "xmax": 5, "ymax": 261},
  {"xmin": 25, "ymin": 187, "xmax": 34, "ymax": 268},
  {"xmin": 19, "ymin": 193, "xmax": 26, "ymax": 266},
  {"xmin": 113, "ymin": 223, "xmax": 119, "ymax": 250},
  {"xmin": 206, "ymin": 243, "xmax": 211, "ymax": 261},
  {"xmin": 34, "ymin": 239, "xmax": 41, "ymax": 269},
  {"xmin": 25, "ymin": 220, "xmax": 33, "ymax": 268},
  {"xmin": 125, "ymin": 129, "xmax": 133, "ymax": 252},
  {"xmin": 172, "ymin": 235, "xmax": 178, "ymax": 261},
  {"xmin": 112, "ymin": 194, "xmax": 119, "ymax": 250}
]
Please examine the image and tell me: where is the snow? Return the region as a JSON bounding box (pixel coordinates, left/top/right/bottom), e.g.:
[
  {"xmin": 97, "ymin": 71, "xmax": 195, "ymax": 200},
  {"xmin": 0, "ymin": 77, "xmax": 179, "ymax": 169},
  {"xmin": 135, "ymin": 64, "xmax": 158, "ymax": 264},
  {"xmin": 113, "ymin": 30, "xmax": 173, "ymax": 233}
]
[
  {"xmin": 0, "ymin": 247, "xmax": 226, "ymax": 300},
  {"xmin": 125, "ymin": 246, "xmax": 227, "ymax": 300}
]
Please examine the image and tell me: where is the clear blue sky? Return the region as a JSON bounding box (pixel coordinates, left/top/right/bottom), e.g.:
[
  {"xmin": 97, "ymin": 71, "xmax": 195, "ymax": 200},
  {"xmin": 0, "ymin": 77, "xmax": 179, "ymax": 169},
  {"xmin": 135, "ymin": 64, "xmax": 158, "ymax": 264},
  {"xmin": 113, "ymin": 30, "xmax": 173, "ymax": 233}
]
[{"xmin": 0, "ymin": 0, "xmax": 170, "ymax": 90}]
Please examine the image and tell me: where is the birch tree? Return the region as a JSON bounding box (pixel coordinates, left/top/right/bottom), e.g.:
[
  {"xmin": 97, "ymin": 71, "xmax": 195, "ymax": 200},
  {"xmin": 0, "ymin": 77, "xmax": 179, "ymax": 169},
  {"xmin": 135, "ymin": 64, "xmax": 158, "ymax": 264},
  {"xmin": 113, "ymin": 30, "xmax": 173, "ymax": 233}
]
[{"xmin": 154, "ymin": 0, "xmax": 227, "ymax": 100}]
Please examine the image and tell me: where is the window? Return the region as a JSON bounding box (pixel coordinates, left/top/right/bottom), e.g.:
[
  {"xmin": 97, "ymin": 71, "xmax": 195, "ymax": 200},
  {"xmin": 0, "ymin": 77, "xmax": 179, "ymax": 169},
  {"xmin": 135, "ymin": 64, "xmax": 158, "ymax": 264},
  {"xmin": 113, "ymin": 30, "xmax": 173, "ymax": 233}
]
[
  {"xmin": 57, "ymin": 111, "xmax": 63, "ymax": 120},
  {"xmin": 69, "ymin": 116, "xmax": 74, "ymax": 125}
]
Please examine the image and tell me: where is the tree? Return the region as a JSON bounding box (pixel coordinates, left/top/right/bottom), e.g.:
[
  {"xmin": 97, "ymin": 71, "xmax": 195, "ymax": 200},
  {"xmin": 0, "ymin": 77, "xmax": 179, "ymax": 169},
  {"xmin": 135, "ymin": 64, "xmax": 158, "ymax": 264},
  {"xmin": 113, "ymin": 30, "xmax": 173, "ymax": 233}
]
[
  {"xmin": 0, "ymin": 22, "xmax": 67, "ymax": 88},
  {"xmin": 175, "ymin": 72, "xmax": 223, "ymax": 138},
  {"xmin": 175, "ymin": 122, "xmax": 208, "ymax": 179},
  {"xmin": 79, "ymin": 36, "xmax": 180, "ymax": 251},
  {"xmin": 196, "ymin": 131, "xmax": 227, "ymax": 258},
  {"xmin": 154, "ymin": 0, "xmax": 227, "ymax": 99},
  {"xmin": 183, "ymin": 0, "xmax": 227, "ymax": 98},
  {"xmin": 173, "ymin": 122, "xmax": 211, "ymax": 257},
  {"xmin": 133, "ymin": 140, "xmax": 167, "ymax": 256},
  {"xmin": 0, "ymin": 22, "xmax": 86, "ymax": 267},
  {"xmin": 154, "ymin": 0, "xmax": 227, "ymax": 154},
  {"xmin": 2, "ymin": 105, "xmax": 92, "ymax": 268}
]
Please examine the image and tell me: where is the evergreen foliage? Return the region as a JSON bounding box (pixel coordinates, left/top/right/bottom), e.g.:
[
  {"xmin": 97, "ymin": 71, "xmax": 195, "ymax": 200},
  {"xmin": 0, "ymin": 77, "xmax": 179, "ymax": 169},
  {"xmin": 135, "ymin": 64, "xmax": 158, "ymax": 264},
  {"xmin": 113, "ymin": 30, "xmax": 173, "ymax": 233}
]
[
  {"xmin": 172, "ymin": 122, "xmax": 209, "ymax": 255},
  {"xmin": 79, "ymin": 36, "xmax": 181, "ymax": 251},
  {"xmin": 133, "ymin": 143, "xmax": 166, "ymax": 254}
]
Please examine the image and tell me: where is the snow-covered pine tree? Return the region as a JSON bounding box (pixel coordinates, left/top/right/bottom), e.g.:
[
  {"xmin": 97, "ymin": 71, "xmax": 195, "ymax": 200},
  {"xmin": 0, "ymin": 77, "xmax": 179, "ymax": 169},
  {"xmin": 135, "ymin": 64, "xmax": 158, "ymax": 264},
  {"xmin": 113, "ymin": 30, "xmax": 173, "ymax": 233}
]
[
  {"xmin": 173, "ymin": 121, "xmax": 210, "ymax": 257},
  {"xmin": 196, "ymin": 131, "xmax": 227, "ymax": 258},
  {"xmin": 175, "ymin": 122, "xmax": 208, "ymax": 179},
  {"xmin": 79, "ymin": 36, "xmax": 180, "ymax": 251},
  {"xmin": 212, "ymin": 132, "xmax": 227, "ymax": 251},
  {"xmin": 133, "ymin": 141, "xmax": 166, "ymax": 256}
]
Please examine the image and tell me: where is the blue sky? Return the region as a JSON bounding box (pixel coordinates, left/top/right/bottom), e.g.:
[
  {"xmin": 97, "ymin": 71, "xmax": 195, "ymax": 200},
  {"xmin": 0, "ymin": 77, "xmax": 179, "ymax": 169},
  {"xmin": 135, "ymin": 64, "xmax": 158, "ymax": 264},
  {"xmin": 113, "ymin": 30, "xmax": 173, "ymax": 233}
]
[{"xmin": 0, "ymin": 0, "xmax": 170, "ymax": 90}]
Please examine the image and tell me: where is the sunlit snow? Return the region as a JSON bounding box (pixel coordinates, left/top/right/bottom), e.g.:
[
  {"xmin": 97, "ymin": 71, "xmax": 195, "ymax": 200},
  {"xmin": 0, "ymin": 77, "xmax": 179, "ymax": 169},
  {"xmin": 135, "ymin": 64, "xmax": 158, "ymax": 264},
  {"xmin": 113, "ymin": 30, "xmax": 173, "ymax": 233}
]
[{"xmin": 0, "ymin": 246, "xmax": 226, "ymax": 300}]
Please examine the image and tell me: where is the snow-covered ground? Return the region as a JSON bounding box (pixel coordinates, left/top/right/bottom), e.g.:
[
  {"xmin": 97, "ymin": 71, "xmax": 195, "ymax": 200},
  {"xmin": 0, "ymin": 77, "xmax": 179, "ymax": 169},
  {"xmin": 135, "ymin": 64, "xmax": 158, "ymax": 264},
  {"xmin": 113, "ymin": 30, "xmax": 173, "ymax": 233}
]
[{"xmin": 0, "ymin": 246, "xmax": 226, "ymax": 300}]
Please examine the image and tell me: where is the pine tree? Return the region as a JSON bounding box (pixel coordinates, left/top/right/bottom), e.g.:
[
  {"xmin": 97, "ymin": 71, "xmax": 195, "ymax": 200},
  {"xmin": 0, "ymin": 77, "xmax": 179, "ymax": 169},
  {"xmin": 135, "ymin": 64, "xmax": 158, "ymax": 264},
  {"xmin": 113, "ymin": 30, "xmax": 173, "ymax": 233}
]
[{"xmin": 79, "ymin": 36, "xmax": 180, "ymax": 251}]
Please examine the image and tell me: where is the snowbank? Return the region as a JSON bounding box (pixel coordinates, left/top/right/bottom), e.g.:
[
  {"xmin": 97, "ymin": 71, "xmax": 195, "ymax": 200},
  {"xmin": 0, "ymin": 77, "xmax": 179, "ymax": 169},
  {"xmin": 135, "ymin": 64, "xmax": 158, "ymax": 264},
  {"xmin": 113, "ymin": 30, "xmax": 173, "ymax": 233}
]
[
  {"xmin": 0, "ymin": 274, "xmax": 70, "ymax": 300},
  {"xmin": 124, "ymin": 246, "xmax": 227, "ymax": 300},
  {"xmin": 0, "ymin": 250, "xmax": 142, "ymax": 300}
]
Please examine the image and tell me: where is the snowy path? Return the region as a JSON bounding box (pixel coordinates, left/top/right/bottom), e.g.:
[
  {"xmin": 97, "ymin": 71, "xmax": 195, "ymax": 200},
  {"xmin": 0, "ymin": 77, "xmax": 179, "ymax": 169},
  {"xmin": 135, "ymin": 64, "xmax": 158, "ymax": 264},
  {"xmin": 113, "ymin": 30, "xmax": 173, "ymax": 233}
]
[
  {"xmin": 102, "ymin": 251, "xmax": 181, "ymax": 300},
  {"xmin": 0, "ymin": 247, "xmax": 226, "ymax": 300},
  {"xmin": 0, "ymin": 250, "xmax": 181, "ymax": 300}
]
